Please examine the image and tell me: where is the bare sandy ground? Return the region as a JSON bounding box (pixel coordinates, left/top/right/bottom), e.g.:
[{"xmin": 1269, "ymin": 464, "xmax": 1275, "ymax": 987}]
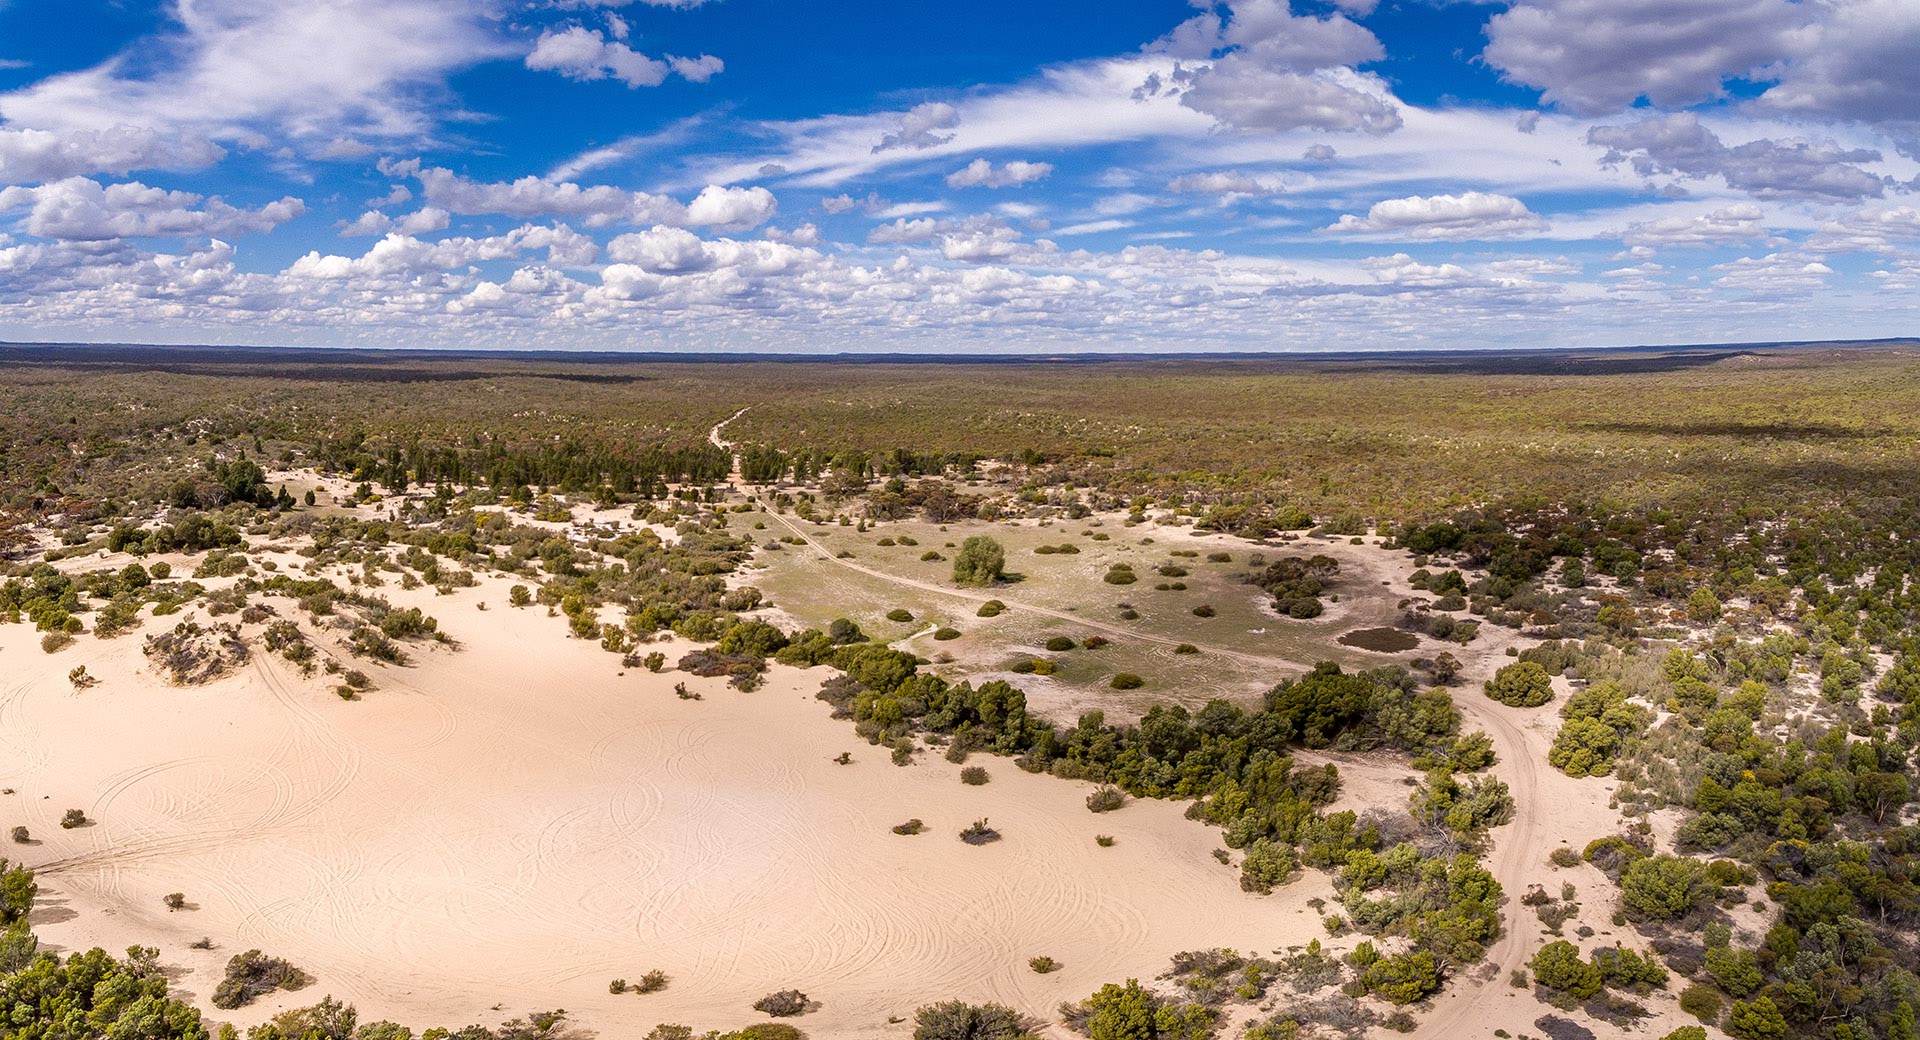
[{"xmin": 3, "ymin": 576, "xmax": 1340, "ymax": 1038}]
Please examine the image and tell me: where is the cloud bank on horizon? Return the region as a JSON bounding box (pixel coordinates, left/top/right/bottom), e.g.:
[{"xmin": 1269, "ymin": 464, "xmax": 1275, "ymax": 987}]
[{"xmin": 0, "ymin": 0, "xmax": 1915, "ymax": 353}]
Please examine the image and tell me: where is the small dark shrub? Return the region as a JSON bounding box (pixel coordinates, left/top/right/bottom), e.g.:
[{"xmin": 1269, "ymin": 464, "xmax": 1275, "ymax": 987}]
[
  {"xmin": 1110, "ymin": 673, "xmax": 1145, "ymax": 689},
  {"xmin": 960, "ymin": 818, "xmax": 1001, "ymax": 845},
  {"xmin": 753, "ymin": 989, "xmax": 810, "ymax": 1017},
  {"xmin": 1086, "ymin": 786, "xmax": 1126, "ymax": 813},
  {"xmin": 960, "ymin": 766, "xmax": 990, "ymax": 786},
  {"xmin": 893, "ymin": 819, "xmax": 925, "ymax": 835},
  {"xmin": 60, "ymin": 809, "xmax": 87, "ymax": 829}
]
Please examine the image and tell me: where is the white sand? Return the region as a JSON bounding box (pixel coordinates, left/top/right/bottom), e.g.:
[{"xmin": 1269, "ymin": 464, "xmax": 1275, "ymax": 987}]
[{"xmin": 3, "ymin": 578, "xmax": 1335, "ymax": 1038}]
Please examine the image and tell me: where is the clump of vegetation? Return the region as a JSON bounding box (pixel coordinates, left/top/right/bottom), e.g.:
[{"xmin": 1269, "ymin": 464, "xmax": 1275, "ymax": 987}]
[
  {"xmin": 960, "ymin": 766, "xmax": 990, "ymax": 786},
  {"xmin": 1110, "ymin": 673, "xmax": 1145, "ymax": 689},
  {"xmin": 886, "ymin": 608, "xmax": 914, "ymax": 622},
  {"xmin": 933, "ymin": 626, "xmax": 962, "ymax": 640},
  {"xmin": 892, "ymin": 819, "xmax": 925, "ymax": 835},
  {"xmin": 59, "ymin": 809, "xmax": 87, "ymax": 829},
  {"xmin": 912, "ymin": 1000, "xmax": 1034, "ymax": 1040},
  {"xmin": 959, "ymin": 818, "xmax": 1001, "ymax": 845},
  {"xmin": 1029, "ymin": 957, "xmax": 1060, "ymax": 974},
  {"xmin": 952, "ymin": 536, "xmax": 1005, "ymax": 587},
  {"xmin": 1086, "ymin": 785, "xmax": 1126, "ymax": 813},
  {"xmin": 752, "ymin": 989, "xmax": 810, "ymax": 1017},
  {"xmin": 1484, "ymin": 660, "xmax": 1553, "ymax": 707},
  {"xmin": 976, "ymin": 600, "xmax": 1006, "ymax": 618},
  {"xmin": 211, "ymin": 949, "xmax": 312, "ymax": 1009}
]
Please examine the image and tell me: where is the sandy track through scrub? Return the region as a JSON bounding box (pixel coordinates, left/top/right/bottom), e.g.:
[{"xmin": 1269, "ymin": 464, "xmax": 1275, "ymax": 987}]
[{"xmin": 710, "ymin": 413, "xmax": 1602, "ymax": 1033}]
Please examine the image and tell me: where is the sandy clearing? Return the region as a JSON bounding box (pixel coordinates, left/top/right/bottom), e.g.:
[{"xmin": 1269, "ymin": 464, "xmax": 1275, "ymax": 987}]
[{"xmin": 4, "ymin": 582, "xmax": 1338, "ymax": 1038}]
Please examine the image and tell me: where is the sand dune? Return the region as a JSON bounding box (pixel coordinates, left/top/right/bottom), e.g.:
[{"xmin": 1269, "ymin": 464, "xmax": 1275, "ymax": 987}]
[{"xmin": 5, "ymin": 579, "xmax": 1334, "ymax": 1037}]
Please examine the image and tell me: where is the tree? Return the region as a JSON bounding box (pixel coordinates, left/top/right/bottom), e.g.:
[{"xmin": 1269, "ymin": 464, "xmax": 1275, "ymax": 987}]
[
  {"xmin": 912, "ymin": 1000, "xmax": 1036, "ymax": 1040},
  {"xmin": 952, "ymin": 536, "xmax": 1005, "ymax": 587},
  {"xmin": 1484, "ymin": 661, "xmax": 1553, "ymax": 707},
  {"xmin": 0, "ymin": 858, "xmax": 34, "ymax": 924}
]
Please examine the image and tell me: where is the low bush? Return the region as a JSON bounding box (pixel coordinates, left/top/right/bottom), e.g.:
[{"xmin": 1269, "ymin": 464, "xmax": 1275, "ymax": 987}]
[
  {"xmin": 960, "ymin": 818, "xmax": 1001, "ymax": 845},
  {"xmin": 1110, "ymin": 673, "xmax": 1145, "ymax": 689},
  {"xmin": 60, "ymin": 809, "xmax": 86, "ymax": 829},
  {"xmin": 893, "ymin": 819, "xmax": 925, "ymax": 835},
  {"xmin": 211, "ymin": 949, "xmax": 312, "ymax": 1009},
  {"xmin": 1029, "ymin": 956, "xmax": 1060, "ymax": 974},
  {"xmin": 1086, "ymin": 785, "xmax": 1126, "ymax": 813},
  {"xmin": 753, "ymin": 990, "xmax": 810, "ymax": 1017},
  {"xmin": 960, "ymin": 766, "xmax": 990, "ymax": 786},
  {"xmin": 1044, "ymin": 635, "xmax": 1076, "ymax": 652},
  {"xmin": 977, "ymin": 600, "xmax": 1006, "ymax": 617},
  {"xmin": 933, "ymin": 627, "xmax": 962, "ymax": 640},
  {"xmin": 886, "ymin": 609, "xmax": 914, "ymax": 623}
]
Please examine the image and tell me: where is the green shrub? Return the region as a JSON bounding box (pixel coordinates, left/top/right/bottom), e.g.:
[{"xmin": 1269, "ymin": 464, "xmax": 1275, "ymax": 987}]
[
  {"xmin": 960, "ymin": 766, "xmax": 990, "ymax": 786},
  {"xmin": 1045, "ymin": 636, "xmax": 1077, "ymax": 652},
  {"xmin": 952, "ymin": 537, "xmax": 1005, "ymax": 587},
  {"xmin": 1110, "ymin": 673, "xmax": 1145, "ymax": 689},
  {"xmin": 933, "ymin": 627, "xmax": 962, "ymax": 640},
  {"xmin": 977, "ymin": 600, "xmax": 1006, "ymax": 617},
  {"xmin": 1239, "ymin": 839, "xmax": 1298, "ymax": 893},
  {"xmin": 1086, "ymin": 786, "xmax": 1126, "ymax": 813},
  {"xmin": 1530, "ymin": 941, "xmax": 1602, "ymax": 999},
  {"xmin": 1029, "ymin": 956, "xmax": 1060, "ymax": 974},
  {"xmin": 1679, "ymin": 984, "xmax": 1722, "ymax": 1023},
  {"xmin": 893, "ymin": 819, "xmax": 925, "ymax": 835},
  {"xmin": 886, "ymin": 608, "xmax": 914, "ymax": 622},
  {"xmin": 1485, "ymin": 661, "xmax": 1553, "ymax": 707},
  {"xmin": 912, "ymin": 1000, "xmax": 1033, "ymax": 1040}
]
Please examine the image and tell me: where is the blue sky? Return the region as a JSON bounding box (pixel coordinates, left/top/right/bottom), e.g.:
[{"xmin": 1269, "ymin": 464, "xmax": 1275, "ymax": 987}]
[{"xmin": 0, "ymin": 0, "xmax": 1915, "ymax": 353}]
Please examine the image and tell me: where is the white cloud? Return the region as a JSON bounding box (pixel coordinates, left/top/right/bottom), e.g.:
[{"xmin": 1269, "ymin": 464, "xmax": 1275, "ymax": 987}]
[
  {"xmin": 1712, "ymin": 251, "xmax": 1834, "ymax": 292},
  {"xmin": 384, "ymin": 160, "xmax": 773, "ymax": 231},
  {"xmin": 0, "ymin": 177, "xmax": 303, "ymax": 241},
  {"xmin": 1152, "ymin": 0, "xmax": 1403, "ymax": 136},
  {"xmin": 0, "ymin": 0, "xmax": 510, "ymax": 143},
  {"xmin": 0, "ymin": 125, "xmax": 226, "ymax": 182},
  {"xmin": 946, "ymin": 158, "xmax": 1054, "ymax": 188},
  {"xmin": 1165, "ymin": 171, "xmax": 1278, "ymax": 196},
  {"xmin": 1483, "ymin": 0, "xmax": 1807, "ymax": 115},
  {"xmin": 1325, "ymin": 191, "xmax": 1547, "ymax": 240},
  {"xmin": 867, "ymin": 218, "xmax": 940, "ymax": 245},
  {"xmin": 525, "ymin": 26, "xmax": 722, "ymax": 89},
  {"xmin": 682, "ymin": 184, "xmax": 777, "ymax": 231},
  {"xmin": 1621, "ymin": 204, "xmax": 1774, "ymax": 248},
  {"xmin": 1054, "ymin": 219, "xmax": 1134, "ymax": 236},
  {"xmin": 873, "ymin": 102, "xmax": 961, "ymax": 153},
  {"xmin": 941, "ymin": 226, "xmax": 1022, "ymax": 260},
  {"xmin": 1804, "ymin": 207, "xmax": 1920, "ymax": 254},
  {"xmin": 1588, "ymin": 113, "xmax": 1888, "ymax": 200},
  {"xmin": 1757, "ymin": 0, "xmax": 1920, "ymax": 156}
]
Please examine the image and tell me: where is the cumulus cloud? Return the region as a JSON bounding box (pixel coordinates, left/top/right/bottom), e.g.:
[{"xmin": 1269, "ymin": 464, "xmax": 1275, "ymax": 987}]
[
  {"xmin": 1325, "ymin": 192, "xmax": 1547, "ymax": 240},
  {"xmin": 1712, "ymin": 251, "xmax": 1834, "ymax": 292},
  {"xmin": 1621, "ymin": 204, "xmax": 1775, "ymax": 249},
  {"xmin": 946, "ymin": 158, "xmax": 1053, "ymax": 188},
  {"xmin": 1756, "ymin": 0, "xmax": 1920, "ymax": 156},
  {"xmin": 1152, "ymin": 0, "xmax": 1402, "ymax": 135},
  {"xmin": 872, "ymin": 102, "xmax": 961, "ymax": 153},
  {"xmin": 0, "ymin": 125, "xmax": 226, "ymax": 182},
  {"xmin": 339, "ymin": 206, "xmax": 450, "ymax": 238},
  {"xmin": 1483, "ymin": 0, "xmax": 1807, "ymax": 115},
  {"xmin": 682, "ymin": 184, "xmax": 777, "ymax": 231},
  {"xmin": 1587, "ymin": 113, "xmax": 1887, "ymax": 200},
  {"xmin": 1804, "ymin": 207, "xmax": 1920, "ymax": 254},
  {"xmin": 382, "ymin": 160, "xmax": 775, "ymax": 231},
  {"xmin": 0, "ymin": 177, "xmax": 303, "ymax": 241},
  {"xmin": 867, "ymin": 218, "xmax": 941, "ymax": 245},
  {"xmin": 525, "ymin": 26, "xmax": 722, "ymax": 89}
]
